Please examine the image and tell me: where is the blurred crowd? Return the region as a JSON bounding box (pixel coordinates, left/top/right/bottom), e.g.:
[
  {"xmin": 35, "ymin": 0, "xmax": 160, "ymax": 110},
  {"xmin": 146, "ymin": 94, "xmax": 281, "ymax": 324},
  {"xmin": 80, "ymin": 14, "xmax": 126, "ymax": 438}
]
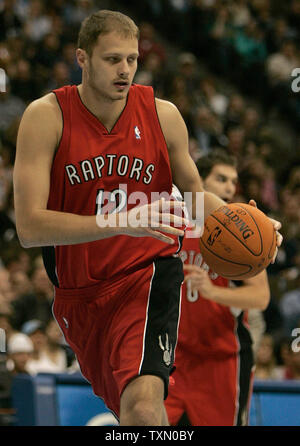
[{"xmin": 1, "ymin": 0, "xmax": 300, "ymax": 423}]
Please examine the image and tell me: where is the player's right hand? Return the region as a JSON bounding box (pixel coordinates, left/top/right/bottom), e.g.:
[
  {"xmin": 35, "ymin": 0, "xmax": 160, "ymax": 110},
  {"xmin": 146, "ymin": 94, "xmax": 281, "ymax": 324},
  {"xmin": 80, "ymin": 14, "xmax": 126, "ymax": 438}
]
[{"xmin": 118, "ymin": 198, "xmax": 190, "ymax": 244}]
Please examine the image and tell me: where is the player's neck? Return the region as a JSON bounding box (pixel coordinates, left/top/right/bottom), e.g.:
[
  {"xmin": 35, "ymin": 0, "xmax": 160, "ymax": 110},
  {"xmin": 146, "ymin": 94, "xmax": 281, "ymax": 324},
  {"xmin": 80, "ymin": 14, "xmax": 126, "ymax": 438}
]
[{"xmin": 77, "ymin": 83, "xmax": 128, "ymax": 133}]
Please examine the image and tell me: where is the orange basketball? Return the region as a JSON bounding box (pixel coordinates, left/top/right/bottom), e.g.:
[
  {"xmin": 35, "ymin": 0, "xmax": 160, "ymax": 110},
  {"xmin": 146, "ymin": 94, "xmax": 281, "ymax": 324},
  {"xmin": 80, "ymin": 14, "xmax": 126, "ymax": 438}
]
[{"xmin": 199, "ymin": 203, "xmax": 276, "ymax": 280}]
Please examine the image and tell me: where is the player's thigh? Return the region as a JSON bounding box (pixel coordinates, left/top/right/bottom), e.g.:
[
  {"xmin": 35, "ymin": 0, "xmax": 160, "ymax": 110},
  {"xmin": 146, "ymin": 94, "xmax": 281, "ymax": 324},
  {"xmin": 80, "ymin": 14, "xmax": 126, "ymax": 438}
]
[{"xmin": 114, "ymin": 256, "xmax": 184, "ymax": 400}]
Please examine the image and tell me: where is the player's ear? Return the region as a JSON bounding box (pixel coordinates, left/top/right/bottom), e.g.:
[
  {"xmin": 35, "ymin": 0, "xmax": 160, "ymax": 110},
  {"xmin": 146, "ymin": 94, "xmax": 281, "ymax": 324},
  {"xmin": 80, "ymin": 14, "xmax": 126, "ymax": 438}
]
[{"xmin": 76, "ymin": 48, "xmax": 88, "ymax": 68}]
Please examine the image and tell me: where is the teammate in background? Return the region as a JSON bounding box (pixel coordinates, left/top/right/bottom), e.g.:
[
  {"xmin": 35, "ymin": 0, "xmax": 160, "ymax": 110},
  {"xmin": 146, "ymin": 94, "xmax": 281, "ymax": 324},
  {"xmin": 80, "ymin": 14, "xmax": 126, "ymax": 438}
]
[
  {"xmin": 13, "ymin": 11, "xmax": 281, "ymax": 426},
  {"xmin": 165, "ymin": 150, "xmax": 271, "ymax": 426}
]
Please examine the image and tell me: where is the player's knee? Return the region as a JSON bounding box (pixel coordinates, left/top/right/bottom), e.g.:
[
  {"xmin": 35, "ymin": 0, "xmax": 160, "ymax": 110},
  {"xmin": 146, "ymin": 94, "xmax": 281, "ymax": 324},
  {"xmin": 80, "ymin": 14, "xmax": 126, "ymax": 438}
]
[
  {"xmin": 120, "ymin": 375, "xmax": 166, "ymax": 425},
  {"xmin": 125, "ymin": 399, "xmax": 161, "ymax": 425}
]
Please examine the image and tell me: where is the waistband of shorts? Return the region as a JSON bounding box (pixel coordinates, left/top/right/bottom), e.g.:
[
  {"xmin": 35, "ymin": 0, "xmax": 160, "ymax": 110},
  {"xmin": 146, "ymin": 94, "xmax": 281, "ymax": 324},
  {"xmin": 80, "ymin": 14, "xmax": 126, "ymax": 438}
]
[
  {"xmin": 54, "ymin": 256, "xmax": 180, "ymax": 302},
  {"xmin": 54, "ymin": 272, "xmax": 132, "ymax": 301}
]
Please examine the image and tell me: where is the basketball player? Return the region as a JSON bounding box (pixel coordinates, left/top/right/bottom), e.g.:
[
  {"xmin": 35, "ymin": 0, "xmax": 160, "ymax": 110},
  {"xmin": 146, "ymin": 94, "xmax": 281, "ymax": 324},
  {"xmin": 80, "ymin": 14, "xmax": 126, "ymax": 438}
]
[
  {"xmin": 13, "ymin": 11, "xmax": 281, "ymax": 426},
  {"xmin": 165, "ymin": 150, "xmax": 271, "ymax": 426}
]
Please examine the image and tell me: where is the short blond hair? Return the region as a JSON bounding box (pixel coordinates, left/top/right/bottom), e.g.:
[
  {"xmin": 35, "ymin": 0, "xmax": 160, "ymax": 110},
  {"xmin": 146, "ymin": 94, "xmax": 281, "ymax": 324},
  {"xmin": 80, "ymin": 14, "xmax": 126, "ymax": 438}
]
[{"xmin": 78, "ymin": 10, "xmax": 139, "ymax": 56}]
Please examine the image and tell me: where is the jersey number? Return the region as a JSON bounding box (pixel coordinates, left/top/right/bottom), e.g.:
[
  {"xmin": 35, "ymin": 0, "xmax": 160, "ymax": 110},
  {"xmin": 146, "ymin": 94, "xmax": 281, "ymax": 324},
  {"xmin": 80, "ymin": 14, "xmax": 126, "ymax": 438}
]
[
  {"xmin": 96, "ymin": 188, "xmax": 127, "ymax": 215},
  {"xmin": 186, "ymin": 282, "xmax": 199, "ymax": 302}
]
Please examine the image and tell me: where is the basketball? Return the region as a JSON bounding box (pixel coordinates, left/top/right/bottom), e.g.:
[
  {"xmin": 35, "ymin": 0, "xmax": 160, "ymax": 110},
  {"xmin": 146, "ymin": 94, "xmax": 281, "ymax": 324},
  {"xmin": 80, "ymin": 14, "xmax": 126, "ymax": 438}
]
[{"xmin": 199, "ymin": 203, "xmax": 276, "ymax": 280}]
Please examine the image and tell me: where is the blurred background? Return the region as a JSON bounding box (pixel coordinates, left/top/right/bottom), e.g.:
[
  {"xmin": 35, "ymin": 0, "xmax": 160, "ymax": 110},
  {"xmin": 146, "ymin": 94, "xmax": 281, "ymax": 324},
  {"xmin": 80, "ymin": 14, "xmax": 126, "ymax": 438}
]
[{"xmin": 1, "ymin": 0, "xmax": 300, "ymax": 426}]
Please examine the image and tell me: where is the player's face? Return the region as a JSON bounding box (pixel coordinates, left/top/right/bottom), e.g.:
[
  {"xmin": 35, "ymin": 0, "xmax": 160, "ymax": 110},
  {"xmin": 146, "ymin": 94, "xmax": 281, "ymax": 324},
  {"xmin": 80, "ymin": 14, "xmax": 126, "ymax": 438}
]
[
  {"xmin": 86, "ymin": 31, "xmax": 139, "ymax": 101},
  {"xmin": 203, "ymin": 164, "xmax": 238, "ymax": 202}
]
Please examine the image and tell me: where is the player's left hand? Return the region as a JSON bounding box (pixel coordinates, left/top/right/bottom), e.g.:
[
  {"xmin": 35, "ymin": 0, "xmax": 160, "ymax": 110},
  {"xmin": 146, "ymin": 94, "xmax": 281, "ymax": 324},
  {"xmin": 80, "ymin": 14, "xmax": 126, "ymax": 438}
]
[
  {"xmin": 248, "ymin": 199, "xmax": 283, "ymax": 264},
  {"xmin": 183, "ymin": 264, "xmax": 216, "ymax": 300}
]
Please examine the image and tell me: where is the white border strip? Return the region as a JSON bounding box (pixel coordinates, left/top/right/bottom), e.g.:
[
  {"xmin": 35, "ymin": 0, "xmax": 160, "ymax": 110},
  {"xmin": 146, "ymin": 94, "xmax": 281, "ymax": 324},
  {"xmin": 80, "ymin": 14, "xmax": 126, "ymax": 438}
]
[{"xmin": 138, "ymin": 262, "xmax": 156, "ymax": 374}]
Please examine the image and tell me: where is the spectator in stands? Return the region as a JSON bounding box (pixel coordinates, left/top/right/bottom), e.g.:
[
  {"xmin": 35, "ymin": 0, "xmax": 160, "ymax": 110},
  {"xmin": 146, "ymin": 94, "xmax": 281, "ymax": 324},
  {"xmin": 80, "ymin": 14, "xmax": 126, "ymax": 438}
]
[
  {"xmin": 9, "ymin": 270, "xmax": 32, "ymax": 299},
  {"xmin": 138, "ymin": 21, "xmax": 166, "ymax": 66},
  {"xmin": 0, "ymin": 0, "xmax": 23, "ymax": 41},
  {"xmin": 279, "ymin": 275, "xmax": 300, "ymax": 337},
  {"xmin": 208, "ymin": 4, "xmax": 236, "ymax": 76},
  {"xmin": 192, "ymin": 105, "xmax": 224, "ymax": 154},
  {"xmin": 50, "ymin": 13, "xmax": 65, "ymax": 43},
  {"xmin": 0, "ymin": 310, "xmax": 14, "ymax": 341},
  {"xmin": 5, "ymin": 250, "xmax": 31, "ymax": 276},
  {"xmin": 266, "ymin": 39, "xmax": 300, "ymax": 87},
  {"xmin": 0, "ymin": 80, "xmax": 26, "ymax": 136},
  {"xmin": 176, "ymin": 52, "xmax": 202, "ymax": 97},
  {"xmin": 287, "ymin": 166, "xmax": 300, "ymax": 193},
  {"xmin": 249, "ymin": 0, "xmax": 272, "ymax": 30},
  {"xmin": 10, "ymin": 266, "xmax": 53, "ymax": 331},
  {"xmin": 199, "ymin": 77, "xmax": 229, "ymax": 118},
  {"xmin": 22, "ymin": 0, "xmax": 52, "ymax": 43},
  {"xmin": 135, "ymin": 51, "xmax": 166, "ymax": 97},
  {"xmin": 224, "ymin": 94, "xmax": 246, "ymax": 130},
  {"xmin": 255, "ymin": 334, "xmax": 284, "ymax": 379},
  {"xmin": 61, "ymin": 42, "xmax": 81, "ymax": 85},
  {"xmin": 22, "ymin": 319, "xmax": 68, "ymax": 374},
  {"xmin": 6, "ymin": 332, "xmax": 34, "ymax": 375},
  {"xmin": 0, "ymin": 153, "xmax": 11, "ymax": 212},
  {"xmin": 287, "ymin": 0, "xmax": 300, "ymax": 37},
  {"xmin": 240, "ymin": 154, "xmax": 278, "ymax": 212},
  {"xmin": 261, "ymin": 166, "xmax": 279, "ymax": 212},
  {"xmin": 225, "ymin": 125, "xmax": 245, "ymax": 158},
  {"xmin": 167, "ymin": 74, "xmax": 187, "ymax": 100},
  {"xmin": 170, "ymin": 93, "xmax": 194, "ymax": 135},
  {"xmin": 46, "ymin": 318, "xmax": 75, "ymax": 369},
  {"xmin": 241, "ymin": 175, "xmax": 270, "ymax": 214},
  {"xmin": 282, "ymin": 340, "xmax": 300, "ymax": 380},
  {"xmin": 266, "ymin": 37, "xmax": 300, "ymax": 122},
  {"xmin": 35, "ymin": 32, "xmax": 61, "ymax": 71},
  {"xmin": 65, "ymin": 0, "xmax": 98, "ymax": 26},
  {"xmin": 233, "ymin": 18, "xmax": 267, "ymax": 94},
  {"xmin": 45, "ymin": 61, "xmax": 71, "ymax": 93},
  {"xmin": 233, "ymin": 19, "xmax": 267, "ymax": 68},
  {"xmin": 10, "ymin": 58, "xmax": 37, "ymax": 103},
  {"xmin": 266, "ymin": 17, "xmax": 295, "ymax": 54},
  {"xmin": 0, "ymin": 267, "xmax": 14, "ymax": 314},
  {"xmin": 229, "ymin": 0, "xmax": 252, "ymax": 28},
  {"xmin": 1, "ymin": 332, "xmax": 33, "ymax": 422},
  {"xmin": 188, "ymin": 137, "xmax": 202, "ymax": 163},
  {"xmin": 280, "ymin": 191, "xmax": 300, "ymax": 240},
  {"xmin": 242, "ymin": 107, "xmax": 261, "ymax": 141}
]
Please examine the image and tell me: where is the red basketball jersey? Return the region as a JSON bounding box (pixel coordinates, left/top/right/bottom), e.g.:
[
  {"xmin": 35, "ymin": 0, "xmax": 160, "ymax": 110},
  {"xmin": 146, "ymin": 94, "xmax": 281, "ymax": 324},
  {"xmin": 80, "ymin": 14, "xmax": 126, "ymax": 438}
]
[
  {"xmin": 177, "ymin": 227, "xmax": 252, "ymax": 358},
  {"xmin": 43, "ymin": 84, "xmax": 182, "ymax": 289}
]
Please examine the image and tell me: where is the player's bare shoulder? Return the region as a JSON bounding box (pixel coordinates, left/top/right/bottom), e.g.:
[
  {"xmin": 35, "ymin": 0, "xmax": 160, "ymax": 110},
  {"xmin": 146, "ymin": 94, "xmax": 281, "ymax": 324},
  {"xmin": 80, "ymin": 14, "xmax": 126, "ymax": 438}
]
[
  {"xmin": 23, "ymin": 92, "xmax": 62, "ymax": 123},
  {"xmin": 155, "ymin": 97, "xmax": 180, "ymax": 125},
  {"xmin": 17, "ymin": 92, "xmax": 63, "ymax": 155},
  {"xmin": 155, "ymin": 97, "xmax": 188, "ymax": 150}
]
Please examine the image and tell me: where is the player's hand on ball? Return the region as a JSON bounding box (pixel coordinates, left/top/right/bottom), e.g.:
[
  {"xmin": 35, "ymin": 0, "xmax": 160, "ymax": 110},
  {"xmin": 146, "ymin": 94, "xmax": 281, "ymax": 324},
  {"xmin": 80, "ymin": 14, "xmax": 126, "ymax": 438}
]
[
  {"xmin": 183, "ymin": 264, "xmax": 215, "ymax": 300},
  {"xmin": 248, "ymin": 199, "xmax": 283, "ymax": 264}
]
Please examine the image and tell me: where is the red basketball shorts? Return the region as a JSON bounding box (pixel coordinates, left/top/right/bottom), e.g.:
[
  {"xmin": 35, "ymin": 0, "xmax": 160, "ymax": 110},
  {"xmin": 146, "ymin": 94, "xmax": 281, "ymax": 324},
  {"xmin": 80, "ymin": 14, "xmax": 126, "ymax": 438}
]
[
  {"xmin": 53, "ymin": 256, "xmax": 183, "ymax": 419},
  {"xmin": 165, "ymin": 349, "xmax": 254, "ymax": 426}
]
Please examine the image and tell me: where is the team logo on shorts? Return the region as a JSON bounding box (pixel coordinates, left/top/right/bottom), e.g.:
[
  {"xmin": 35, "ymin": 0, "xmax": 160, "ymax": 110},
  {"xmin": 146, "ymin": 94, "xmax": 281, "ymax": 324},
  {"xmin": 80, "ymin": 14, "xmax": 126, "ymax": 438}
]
[{"xmin": 158, "ymin": 333, "xmax": 172, "ymax": 367}]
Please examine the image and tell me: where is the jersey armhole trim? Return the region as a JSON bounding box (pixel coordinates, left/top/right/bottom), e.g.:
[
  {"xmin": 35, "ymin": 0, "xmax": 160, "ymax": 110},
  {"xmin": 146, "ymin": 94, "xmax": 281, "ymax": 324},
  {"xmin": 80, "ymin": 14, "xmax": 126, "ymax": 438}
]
[
  {"xmin": 51, "ymin": 91, "xmax": 64, "ymax": 163},
  {"xmin": 153, "ymin": 96, "xmax": 173, "ymax": 194},
  {"xmin": 153, "ymin": 97, "xmax": 170, "ymax": 156}
]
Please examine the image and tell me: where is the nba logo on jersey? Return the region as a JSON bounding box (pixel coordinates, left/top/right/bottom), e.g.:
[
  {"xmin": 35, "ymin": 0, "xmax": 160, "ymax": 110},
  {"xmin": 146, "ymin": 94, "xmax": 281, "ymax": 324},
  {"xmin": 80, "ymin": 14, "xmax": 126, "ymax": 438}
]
[{"xmin": 134, "ymin": 126, "xmax": 141, "ymax": 139}]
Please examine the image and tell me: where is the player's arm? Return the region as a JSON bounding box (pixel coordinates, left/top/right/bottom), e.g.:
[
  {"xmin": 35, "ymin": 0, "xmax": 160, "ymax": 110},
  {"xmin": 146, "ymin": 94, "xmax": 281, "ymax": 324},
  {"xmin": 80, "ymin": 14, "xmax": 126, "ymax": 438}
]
[
  {"xmin": 155, "ymin": 98, "xmax": 226, "ymax": 221},
  {"xmin": 184, "ymin": 266, "xmax": 270, "ymax": 310},
  {"xmin": 155, "ymin": 99, "xmax": 282, "ymax": 261},
  {"xmin": 14, "ymin": 95, "xmax": 186, "ymax": 248}
]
